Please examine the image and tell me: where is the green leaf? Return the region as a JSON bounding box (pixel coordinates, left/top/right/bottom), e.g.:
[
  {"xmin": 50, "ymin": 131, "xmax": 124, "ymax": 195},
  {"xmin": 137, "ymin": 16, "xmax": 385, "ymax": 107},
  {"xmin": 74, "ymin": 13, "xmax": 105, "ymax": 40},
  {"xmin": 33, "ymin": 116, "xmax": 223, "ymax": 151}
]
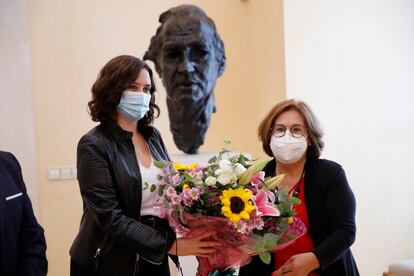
[
  {"xmin": 255, "ymin": 245, "xmax": 266, "ymax": 253},
  {"xmin": 142, "ymin": 182, "xmax": 149, "ymax": 190},
  {"xmin": 153, "ymin": 161, "xmax": 167, "ymax": 169},
  {"xmin": 219, "ymin": 149, "xmax": 229, "ymax": 156},
  {"xmin": 156, "ymin": 174, "xmax": 163, "ymax": 181},
  {"xmin": 264, "ymin": 239, "xmax": 277, "ymax": 250},
  {"xmin": 158, "ymin": 184, "xmax": 166, "ymax": 196},
  {"xmin": 150, "ymin": 184, "xmax": 157, "ymax": 192},
  {"xmin": 277, "ymin": 190, "xmax": 288, "ymax": 201},
  {"xmin": 262, "ymin": 233, "xmax": 279, "ymax": 250},
  {"xmin": 263, "ymin": 233, "xmax": 279, "ymax": 241},
  {"xmin": 259, "ymin": 252, "xmax": 271, "ymax": 264},
  {"xmin": 238, "ymin": 154, "xmax": 249, "ymax": 165},
  {"xmin": 253, "ymin": 235, "xmax": 266, "ymax": 252},
  {"xmin": 208, "ymin": 156, "xmax": 218, "ymax": 164},
  {"xmin": 290, "ymin": 196, "xmax": 302, "ymax": 205}
]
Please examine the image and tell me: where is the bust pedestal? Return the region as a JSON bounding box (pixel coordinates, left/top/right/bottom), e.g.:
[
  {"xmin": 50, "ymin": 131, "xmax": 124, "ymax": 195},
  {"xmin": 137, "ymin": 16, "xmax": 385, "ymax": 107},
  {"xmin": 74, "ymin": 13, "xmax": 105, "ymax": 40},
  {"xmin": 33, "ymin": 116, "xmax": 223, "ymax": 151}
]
[{"xmin": 170, "ymin": 152, "xmax": 218, "ymax": 164}]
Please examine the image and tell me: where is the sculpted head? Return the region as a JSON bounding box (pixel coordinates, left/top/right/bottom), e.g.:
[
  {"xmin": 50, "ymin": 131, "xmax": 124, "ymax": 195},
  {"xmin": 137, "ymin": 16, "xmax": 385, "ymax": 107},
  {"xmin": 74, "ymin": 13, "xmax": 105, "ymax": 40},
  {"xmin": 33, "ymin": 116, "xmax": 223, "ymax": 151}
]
[{"xmin": 144, "ymin": 5, "xmax": 226, "ymax": 154}]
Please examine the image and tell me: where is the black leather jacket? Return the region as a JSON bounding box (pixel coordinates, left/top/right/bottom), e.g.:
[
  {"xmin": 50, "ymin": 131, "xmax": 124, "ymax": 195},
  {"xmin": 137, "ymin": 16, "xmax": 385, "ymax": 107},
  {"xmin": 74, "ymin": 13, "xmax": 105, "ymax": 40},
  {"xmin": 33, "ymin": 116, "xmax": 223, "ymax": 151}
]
[{"xmin": 70, "ymin": 124, "xmax": 176, "ymax": 276}]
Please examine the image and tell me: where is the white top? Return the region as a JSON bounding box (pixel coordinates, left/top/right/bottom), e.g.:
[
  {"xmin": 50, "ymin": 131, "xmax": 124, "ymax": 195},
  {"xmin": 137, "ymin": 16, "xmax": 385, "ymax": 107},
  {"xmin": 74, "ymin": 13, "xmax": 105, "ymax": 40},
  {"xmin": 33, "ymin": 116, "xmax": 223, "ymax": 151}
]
[{"xmin": 140, "ymin": 161, "xmax": 164, "ymax": 217}]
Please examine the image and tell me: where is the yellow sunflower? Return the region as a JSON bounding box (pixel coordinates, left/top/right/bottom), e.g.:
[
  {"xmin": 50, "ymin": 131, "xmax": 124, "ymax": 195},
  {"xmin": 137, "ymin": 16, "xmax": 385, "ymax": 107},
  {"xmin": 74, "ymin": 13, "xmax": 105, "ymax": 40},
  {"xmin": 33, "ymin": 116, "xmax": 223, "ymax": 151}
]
[
  {"xmin": 220, "ymin": 188, "xmax": 255, "ymax": 223},
  {"xmin": 173, "ymin": 161, "xmax": 198, "ymax": 171}
]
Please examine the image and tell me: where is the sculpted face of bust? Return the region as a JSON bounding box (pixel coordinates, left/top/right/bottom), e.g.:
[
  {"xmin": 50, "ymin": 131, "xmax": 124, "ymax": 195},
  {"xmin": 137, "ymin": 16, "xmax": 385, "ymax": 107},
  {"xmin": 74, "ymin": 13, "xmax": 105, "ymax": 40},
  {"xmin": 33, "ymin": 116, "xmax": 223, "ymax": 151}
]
[
  {"xmin": 159, "ymin": 18, "xmax": 220, "ymax": 105},
  {"xmin": 144, "ymin": 5, "xmax": 226, "ymax": 154}
]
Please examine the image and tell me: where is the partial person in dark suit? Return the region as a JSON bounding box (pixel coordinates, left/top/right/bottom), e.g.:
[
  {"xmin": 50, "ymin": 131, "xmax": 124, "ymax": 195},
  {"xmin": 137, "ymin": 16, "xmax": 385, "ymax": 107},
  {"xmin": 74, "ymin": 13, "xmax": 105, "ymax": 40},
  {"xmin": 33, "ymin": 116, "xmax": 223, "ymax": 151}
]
[{"xmin": 0, "ymin": 151, "xmax": 48, "ymax": 276}]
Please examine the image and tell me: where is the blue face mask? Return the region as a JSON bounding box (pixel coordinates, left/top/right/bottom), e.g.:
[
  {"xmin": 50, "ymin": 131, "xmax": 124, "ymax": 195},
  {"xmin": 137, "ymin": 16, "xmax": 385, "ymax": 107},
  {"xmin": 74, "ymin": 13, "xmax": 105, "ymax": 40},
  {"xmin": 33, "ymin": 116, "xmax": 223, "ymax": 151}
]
[{"xmin": 117, "ymin": 91, "xmax": 151, "ymax": 121}]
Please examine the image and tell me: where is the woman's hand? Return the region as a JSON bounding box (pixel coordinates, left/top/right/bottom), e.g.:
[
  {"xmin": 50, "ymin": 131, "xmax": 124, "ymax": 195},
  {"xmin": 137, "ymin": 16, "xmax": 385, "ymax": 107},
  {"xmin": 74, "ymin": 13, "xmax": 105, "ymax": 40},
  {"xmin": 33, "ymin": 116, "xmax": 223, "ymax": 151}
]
[
  {"xmin": 168, "ymin": 231, "xmax": 222, "ymax": 258},
  {"xmin": 272, "ymin": 252, "xmax": 320, "ymax": 276}
]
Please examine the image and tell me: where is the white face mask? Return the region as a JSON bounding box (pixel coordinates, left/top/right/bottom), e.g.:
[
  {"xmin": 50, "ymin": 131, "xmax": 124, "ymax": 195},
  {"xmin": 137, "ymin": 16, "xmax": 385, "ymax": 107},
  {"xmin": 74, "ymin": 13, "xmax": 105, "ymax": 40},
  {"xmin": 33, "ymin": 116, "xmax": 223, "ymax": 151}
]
[
  {"xmin": 117, "ymin": 90, "xmax": 151, "ymax": 122},
  {"xmin": 270, "ymin": 133, "xmax": 308, "ymax": 164}
]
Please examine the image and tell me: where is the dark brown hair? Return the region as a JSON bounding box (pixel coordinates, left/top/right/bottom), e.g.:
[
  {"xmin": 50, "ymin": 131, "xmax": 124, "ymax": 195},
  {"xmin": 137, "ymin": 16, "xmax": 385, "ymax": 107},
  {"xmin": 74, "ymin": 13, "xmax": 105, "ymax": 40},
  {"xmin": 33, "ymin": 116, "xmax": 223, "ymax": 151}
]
[
  {"xmin": 88, "ymin": 55, "xmax": 159, "ymax": 126},
  {"xmin": 258, "ymin": 99, "xmax": 324, "ymax": 158}
]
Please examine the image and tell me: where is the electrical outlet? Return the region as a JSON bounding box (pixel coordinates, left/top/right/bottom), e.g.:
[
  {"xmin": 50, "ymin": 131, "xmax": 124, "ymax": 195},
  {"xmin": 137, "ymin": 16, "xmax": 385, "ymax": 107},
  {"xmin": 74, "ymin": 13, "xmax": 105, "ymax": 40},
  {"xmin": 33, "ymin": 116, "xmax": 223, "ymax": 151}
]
[{"xmin": 47, "ymin": 165, "xmax": 77, "ymax": 180}]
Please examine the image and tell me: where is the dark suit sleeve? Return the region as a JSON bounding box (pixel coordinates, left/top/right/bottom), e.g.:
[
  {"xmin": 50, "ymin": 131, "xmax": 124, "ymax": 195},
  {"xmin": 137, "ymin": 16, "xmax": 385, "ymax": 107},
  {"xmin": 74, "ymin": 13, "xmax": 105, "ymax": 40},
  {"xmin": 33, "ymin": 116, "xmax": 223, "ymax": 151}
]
[
  {"xmin": 77, "ymin": 135, "xmax": 175, "ymax": 264},
  {"xmin": 312, "ymin": 165, "xmax": 356, "ymax": 270},
  {"xmin": 8, "ymin": 153, "xmax": 48, "ymax": 276}
]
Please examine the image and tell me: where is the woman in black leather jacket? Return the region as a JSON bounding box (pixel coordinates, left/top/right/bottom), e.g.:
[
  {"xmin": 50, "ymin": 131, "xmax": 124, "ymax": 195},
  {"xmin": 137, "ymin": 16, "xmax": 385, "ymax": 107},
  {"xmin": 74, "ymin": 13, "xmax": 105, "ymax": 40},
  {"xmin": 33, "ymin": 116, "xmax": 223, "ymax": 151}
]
[{"xmin": 70, "ymin": 55, "xmax": 220, "ymax": 276}]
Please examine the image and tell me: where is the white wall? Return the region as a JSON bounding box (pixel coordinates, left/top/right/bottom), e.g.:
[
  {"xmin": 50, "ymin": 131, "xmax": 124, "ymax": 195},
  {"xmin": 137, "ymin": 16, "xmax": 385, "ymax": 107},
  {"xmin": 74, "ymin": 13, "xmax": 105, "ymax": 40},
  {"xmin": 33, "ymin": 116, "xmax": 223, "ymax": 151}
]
[
  {"xmin": 0, "ymin": 0, "xmax": 38, "ymax": 211},
  {"xmin": 283, "ymin": 1, "xmax": 414, "ymax": 275}
]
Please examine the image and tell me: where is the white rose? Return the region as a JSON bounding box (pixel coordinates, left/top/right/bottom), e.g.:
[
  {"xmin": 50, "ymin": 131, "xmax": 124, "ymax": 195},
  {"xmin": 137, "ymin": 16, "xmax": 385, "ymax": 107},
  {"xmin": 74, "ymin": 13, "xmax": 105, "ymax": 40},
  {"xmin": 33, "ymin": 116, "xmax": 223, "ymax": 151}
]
[
  {"xmin": 205, "ymin": 176, "xmax": 217, "ymax": 186},
  {"xmin": 234, "ymin": 163, "xmax": 247, "ymax": 176},
  {"xmin": 231, "ymin": 172, "xmax": 238, "ymax": 182},
  {"xmin": 217, "ymin": 172, "xmax": 237, "ymax": 185},
  {"xmin": 214, "ymin": 169, "xmax": 223, "ymax": 176},
  {"xmin": 219, "ymin": 159, "xmax": 233, "ymax": 173},
  {"xmin": 217, "ymin": 173, "xmax": 231, "ymax": 185}
]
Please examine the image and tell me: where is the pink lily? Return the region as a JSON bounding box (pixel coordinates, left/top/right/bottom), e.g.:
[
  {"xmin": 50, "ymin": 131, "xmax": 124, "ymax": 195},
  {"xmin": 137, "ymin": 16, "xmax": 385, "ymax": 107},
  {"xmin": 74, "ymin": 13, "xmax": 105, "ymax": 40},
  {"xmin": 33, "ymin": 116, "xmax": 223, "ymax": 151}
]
[
  {"xmin": 254, "ymin": 191, "xmax": 280, "ymax": 217},
  {"xmin": 251, "ymin": 171, "xmax": 265, "ymax": 187}
]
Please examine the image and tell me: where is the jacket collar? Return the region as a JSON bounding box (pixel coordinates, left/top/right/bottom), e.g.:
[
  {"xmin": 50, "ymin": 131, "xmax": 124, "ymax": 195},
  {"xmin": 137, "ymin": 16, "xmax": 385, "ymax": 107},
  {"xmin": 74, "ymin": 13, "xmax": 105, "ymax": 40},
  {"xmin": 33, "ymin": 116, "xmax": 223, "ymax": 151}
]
[
  {"xmin": 104, "ymin": 123, "xmax": 155, "ymax": 142},
  {"xmin": 264, "ymin": 156, "xmax": 317, "ymax": 178}
]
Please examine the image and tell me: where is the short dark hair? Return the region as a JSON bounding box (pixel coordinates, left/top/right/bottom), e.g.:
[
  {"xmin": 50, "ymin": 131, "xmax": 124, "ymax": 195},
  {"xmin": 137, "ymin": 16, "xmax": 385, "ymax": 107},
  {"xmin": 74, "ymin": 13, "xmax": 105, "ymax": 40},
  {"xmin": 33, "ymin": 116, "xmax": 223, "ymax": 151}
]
[
  {"xmin": 88, "ymin": 55, "xmax": 159, "ymax": 126},
  {"xmin": 144, "ymin": 4, "xmax": 226, "ymax": 77},
  {"xmin": 258, "ymin": 99, "xmax": 324, "ymax": 159}
]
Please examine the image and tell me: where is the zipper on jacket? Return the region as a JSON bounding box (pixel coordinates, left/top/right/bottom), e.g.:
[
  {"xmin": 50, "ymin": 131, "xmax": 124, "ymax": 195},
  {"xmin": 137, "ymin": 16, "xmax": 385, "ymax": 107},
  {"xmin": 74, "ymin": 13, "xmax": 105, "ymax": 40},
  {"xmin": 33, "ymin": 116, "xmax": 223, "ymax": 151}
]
[
  {"xmin": 94, "ymin": 248, "xmax": 101, "ymax": 259},
  {"xmin": 93, "ymin": 235, "xmax": 108, "ymax": 270}
]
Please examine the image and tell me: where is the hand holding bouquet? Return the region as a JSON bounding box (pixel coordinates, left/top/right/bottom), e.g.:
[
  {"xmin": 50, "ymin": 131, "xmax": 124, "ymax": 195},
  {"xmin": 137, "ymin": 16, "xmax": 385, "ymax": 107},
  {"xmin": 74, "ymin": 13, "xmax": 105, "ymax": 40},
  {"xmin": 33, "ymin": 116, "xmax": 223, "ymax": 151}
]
[{"xmin": 149, "ymin": 143, "xmax": 306, "ymax": 275}]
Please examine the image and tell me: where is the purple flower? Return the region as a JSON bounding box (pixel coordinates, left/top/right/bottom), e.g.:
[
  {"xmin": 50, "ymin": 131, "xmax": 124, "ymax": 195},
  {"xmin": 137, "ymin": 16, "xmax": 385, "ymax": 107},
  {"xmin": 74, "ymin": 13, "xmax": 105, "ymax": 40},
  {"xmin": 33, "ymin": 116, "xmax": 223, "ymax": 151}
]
[
  {"xmin": 207, "ymin": 195, "xmax": 220, "ymax": 205},
  {"xmin": 231, "ymin": 217, "xmax": 262, "ymax": 235},
  {"xmin": 165, "ymin": 187, "xmax": 181, "ymax": 207},
  {"xmin": 287, "ymin": 217, "xmax": 307, "ymax": 237},
  {"xmin": 165, "ymin": 186, "xmax": 177, "ymax": 198},
  {"xmin": 181, "ymin": 188, "xmax": 202, "ymax": 207},
  {"xmin": 170, "ymin": 174, "xmax": 180, "ymax": 186}
]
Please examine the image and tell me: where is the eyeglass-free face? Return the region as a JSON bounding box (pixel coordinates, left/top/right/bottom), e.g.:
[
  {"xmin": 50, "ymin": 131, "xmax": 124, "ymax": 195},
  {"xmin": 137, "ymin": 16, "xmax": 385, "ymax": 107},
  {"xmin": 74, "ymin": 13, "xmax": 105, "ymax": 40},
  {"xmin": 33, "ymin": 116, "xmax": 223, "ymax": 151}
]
[
  {"xmin": 127, "ymin": 69, "xmax": 152, "ymax": 94},
  {"xmin": 159, "ymin": 21, "xmax": 220, "ymax": 104}
]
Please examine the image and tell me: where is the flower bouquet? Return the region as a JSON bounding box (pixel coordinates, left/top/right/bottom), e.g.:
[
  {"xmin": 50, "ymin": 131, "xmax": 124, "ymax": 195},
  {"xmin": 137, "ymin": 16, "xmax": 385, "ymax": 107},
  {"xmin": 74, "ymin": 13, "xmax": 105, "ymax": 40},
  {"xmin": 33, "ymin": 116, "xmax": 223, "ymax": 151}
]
[{"xmin": 149, "ymin": 142, "xmax": 306, "ymax": 276}]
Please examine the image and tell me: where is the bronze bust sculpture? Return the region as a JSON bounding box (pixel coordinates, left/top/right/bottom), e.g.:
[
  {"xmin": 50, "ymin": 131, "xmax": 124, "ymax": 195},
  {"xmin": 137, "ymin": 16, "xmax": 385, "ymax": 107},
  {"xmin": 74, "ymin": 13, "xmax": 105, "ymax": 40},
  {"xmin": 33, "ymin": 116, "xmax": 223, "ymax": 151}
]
[{"xmin": 144, "ymin": 5, "xmax": 226, "ymax": 154}]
